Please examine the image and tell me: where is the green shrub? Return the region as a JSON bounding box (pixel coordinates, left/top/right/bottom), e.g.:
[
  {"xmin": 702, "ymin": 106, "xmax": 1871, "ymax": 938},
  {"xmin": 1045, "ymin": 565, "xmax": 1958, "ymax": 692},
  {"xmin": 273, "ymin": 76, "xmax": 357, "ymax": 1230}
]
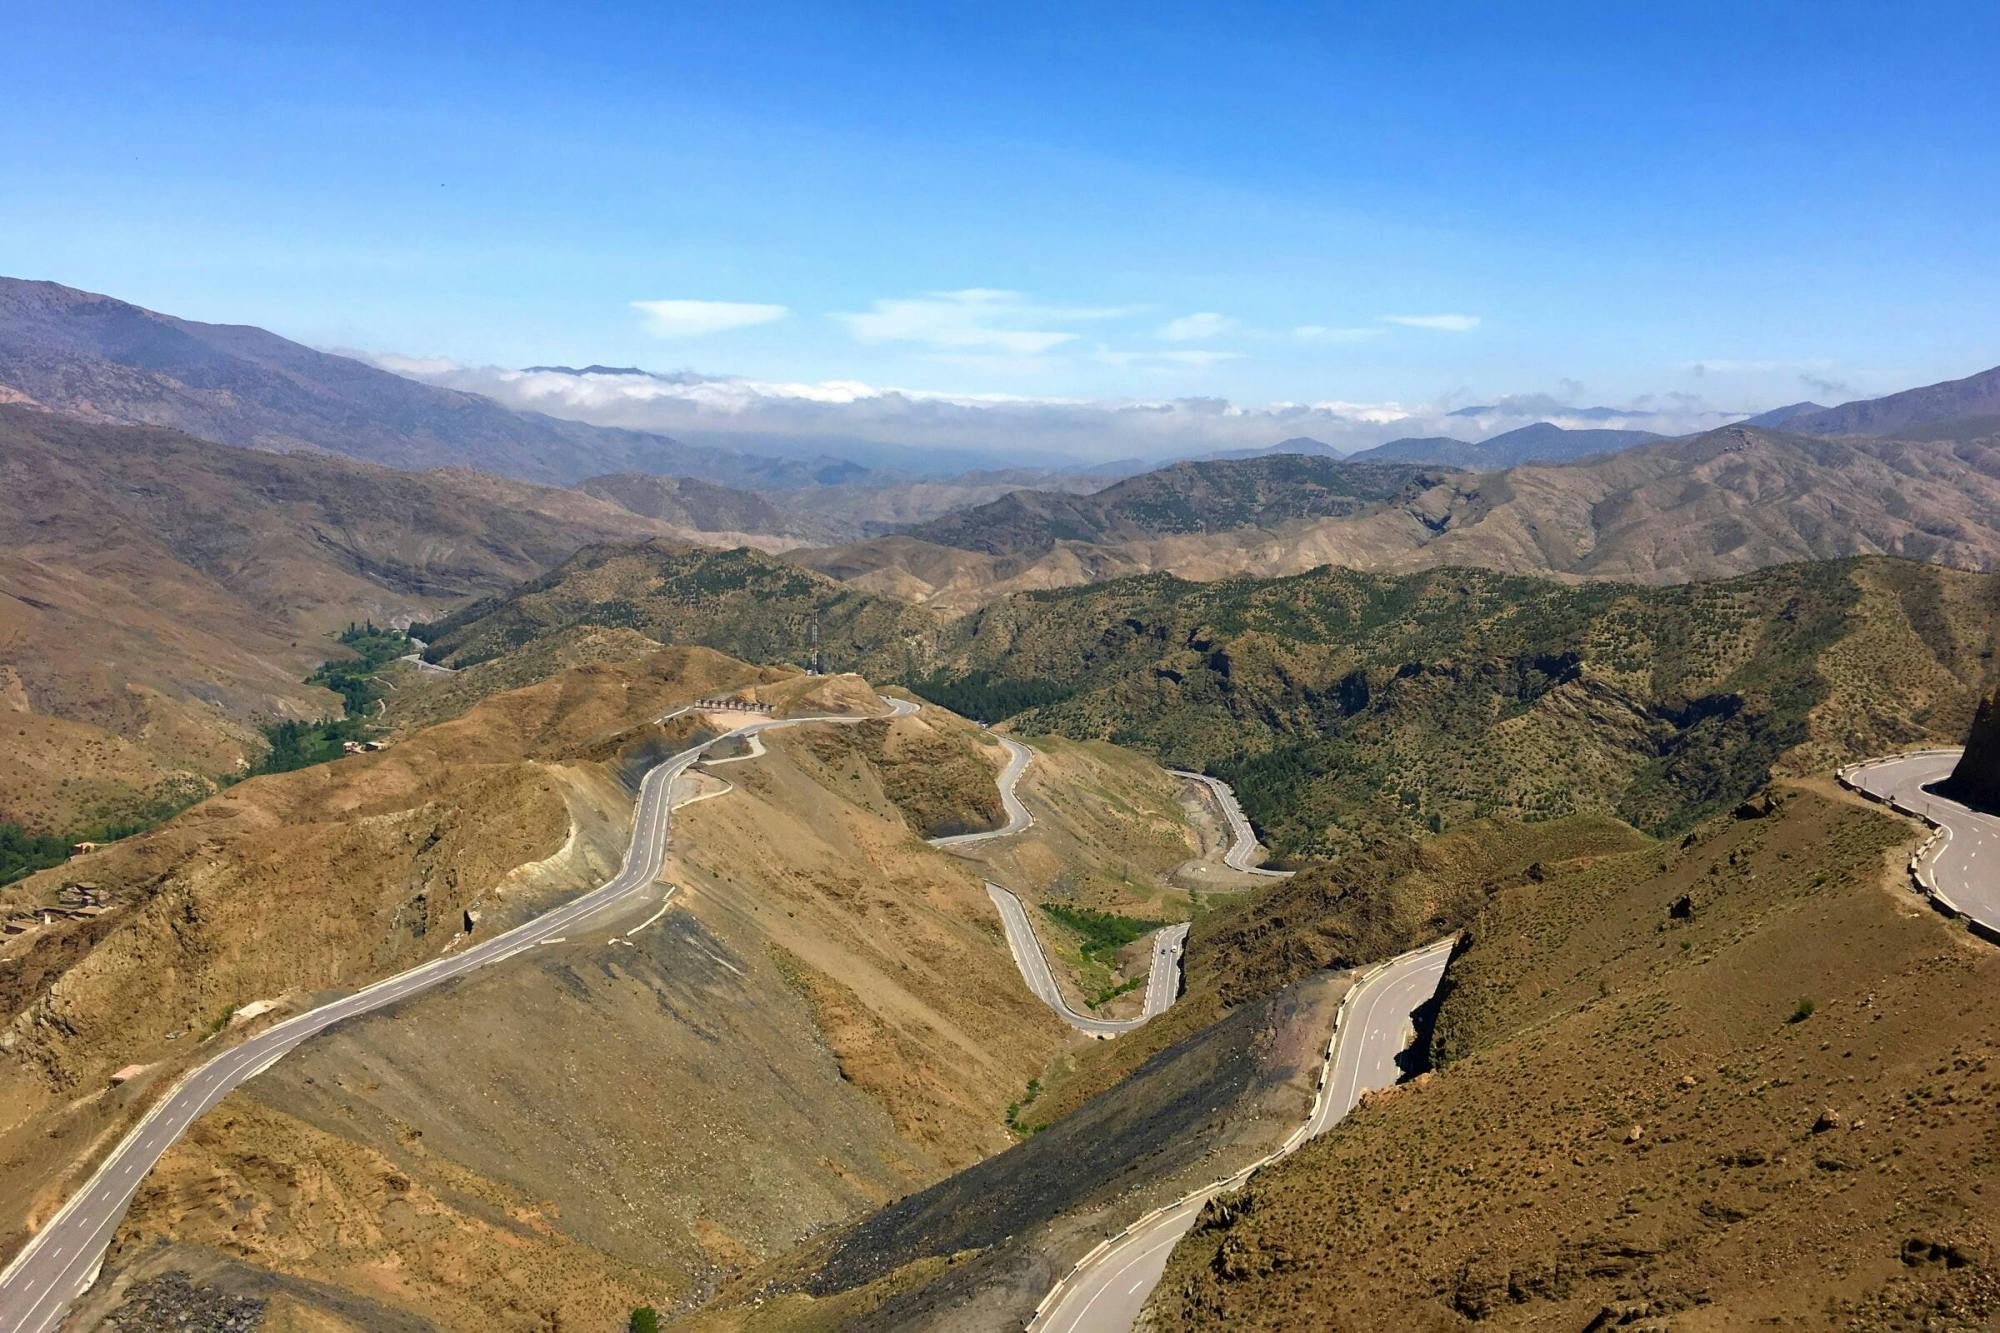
[
  {"xmin": 0, "ymin": 823, "xmax": 70, "ymax": 886},
  {"xmin": 1040, "ymin": 903, "xmax": 1166, "ymax": 962}
]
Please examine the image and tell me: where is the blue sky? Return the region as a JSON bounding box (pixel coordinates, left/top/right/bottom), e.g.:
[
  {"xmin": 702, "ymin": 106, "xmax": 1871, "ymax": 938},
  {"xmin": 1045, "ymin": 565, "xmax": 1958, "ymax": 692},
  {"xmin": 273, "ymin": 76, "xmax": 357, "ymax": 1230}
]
[{"xmin": 5, "ymin": 1, "xmax": 1998, "ymax": 451}]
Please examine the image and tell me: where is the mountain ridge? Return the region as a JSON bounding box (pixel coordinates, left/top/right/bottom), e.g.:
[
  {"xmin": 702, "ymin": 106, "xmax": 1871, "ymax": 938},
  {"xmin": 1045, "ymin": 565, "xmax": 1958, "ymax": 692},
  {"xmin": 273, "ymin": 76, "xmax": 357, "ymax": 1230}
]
[
  {"xmin": 1789, "ymin": 362, "xmax": 2000, "ymax": 438},
  {"xmin": 0, "ymin": 277, "xmax": 841, "ymax": 488},
  {"xmin": 794, "ymin": 424, "xmax": 2000, "ymax": 614}
]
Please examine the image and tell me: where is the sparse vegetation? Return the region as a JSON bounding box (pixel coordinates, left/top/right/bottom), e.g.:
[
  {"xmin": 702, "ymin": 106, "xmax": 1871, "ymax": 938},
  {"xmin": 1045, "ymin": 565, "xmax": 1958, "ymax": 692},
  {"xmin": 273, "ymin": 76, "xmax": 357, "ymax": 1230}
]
[
  {"xmin": 415, "ymin": 543, "xmax": 934, "ymax": 674},
  {"xmin": 1087, "ymin": 976, "xmax": 1144, "ymax": 1008},
  {"xmin": 202, "ymin": 1005, "xmax": 239, "ymax": 1040},
  {"xmin": 1789, "ymin": 996, "xmax": 1817, "ymax": 1023},
  {"xmin": 1004, "ymin": 1076, "xmax": 1043, "ymax": 1130},
  {"xmin": 1040, "ymin": 903, "xmax": 1165, "ymax": 963},
  {"xmin": 0, "ymin": 780, "xmax": 215, "ymax": 885},
  {"xmin": 628, "ymin": 1307, "xmax": 661, "ymax": 1333}
]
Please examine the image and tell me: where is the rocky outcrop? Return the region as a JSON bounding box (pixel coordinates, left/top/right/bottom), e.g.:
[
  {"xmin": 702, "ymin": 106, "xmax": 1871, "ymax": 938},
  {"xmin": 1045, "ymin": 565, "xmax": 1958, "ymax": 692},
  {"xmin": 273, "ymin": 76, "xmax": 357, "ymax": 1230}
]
[{"xmin": 1945, "ymin": 690, "xmax": 2000, "ymax": 809}]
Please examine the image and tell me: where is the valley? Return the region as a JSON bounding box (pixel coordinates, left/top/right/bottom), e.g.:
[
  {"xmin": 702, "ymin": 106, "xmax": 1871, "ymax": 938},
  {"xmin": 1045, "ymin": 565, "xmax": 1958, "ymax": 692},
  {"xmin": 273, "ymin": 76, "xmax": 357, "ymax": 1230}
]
[{"xmin": 0, "ymin": 256, "xmax": 1995, "ymax": 1333}]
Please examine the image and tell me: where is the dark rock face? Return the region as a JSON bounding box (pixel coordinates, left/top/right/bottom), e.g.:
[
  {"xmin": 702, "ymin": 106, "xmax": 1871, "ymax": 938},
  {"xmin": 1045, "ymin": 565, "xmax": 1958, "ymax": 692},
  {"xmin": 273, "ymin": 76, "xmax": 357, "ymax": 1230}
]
[
  {"xmin": 1945, "ymin": 690, "xmax": 2000, "ymax": 810},
  {"xmin": 101, "ymin": 1272, "xmax": 264, "ymax": 1331}
]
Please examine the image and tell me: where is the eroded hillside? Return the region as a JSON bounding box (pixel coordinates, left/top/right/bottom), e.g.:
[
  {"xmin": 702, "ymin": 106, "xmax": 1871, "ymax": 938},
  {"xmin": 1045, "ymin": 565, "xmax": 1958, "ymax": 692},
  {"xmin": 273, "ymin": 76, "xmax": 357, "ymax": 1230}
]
[
  {"xmin": 2, "ymin": 647, "xmax": 1216, "ymax": 1330},
  {"xmin": 0, "ymin": 648, "xmax": 785, "ymax": 1255}
]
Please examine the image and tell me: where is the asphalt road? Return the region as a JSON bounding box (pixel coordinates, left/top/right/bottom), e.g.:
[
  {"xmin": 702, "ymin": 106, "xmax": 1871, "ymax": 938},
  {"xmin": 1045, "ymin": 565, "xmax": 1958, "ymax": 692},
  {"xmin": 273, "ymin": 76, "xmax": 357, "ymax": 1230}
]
[
  {"xmin": 984, "ymin": 883, "xmax": 1187, "ymax": 1037},
  {"xmin": 1030, "ymin": 937, "xmax": 1456, "ymax": 1333},
  {"xmin": 1841, "ymin": 747, "xmax": 2000, "ymax": 934},
  {"xmin": 1170, "ymin": 770, "xmax": 1290, "ymax": 877},
  {"xmin": 0, "ymin": 694, "xmax": 917, "ymax": 1333},
  {"xmin": 923, "ymin": 731, "xmax": 1187, "ymax": 1036},
  {"xmin": 928, "ymin": 736, "xmax": 1035, "ymax": 847}
]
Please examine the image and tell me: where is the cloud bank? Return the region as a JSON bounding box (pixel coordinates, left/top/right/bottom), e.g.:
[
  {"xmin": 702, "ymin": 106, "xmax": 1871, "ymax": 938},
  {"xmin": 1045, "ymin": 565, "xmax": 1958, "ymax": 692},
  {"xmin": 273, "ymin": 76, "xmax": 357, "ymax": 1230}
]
[{"xmin": 368, "ymin": 354, "xmax": 1751, "ymax": 469}]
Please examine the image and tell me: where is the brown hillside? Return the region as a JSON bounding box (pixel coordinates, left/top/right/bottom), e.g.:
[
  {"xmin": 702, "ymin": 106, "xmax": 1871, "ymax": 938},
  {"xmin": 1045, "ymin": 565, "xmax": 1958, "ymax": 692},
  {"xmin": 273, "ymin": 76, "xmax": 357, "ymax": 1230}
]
[
  {"xmin": 44, "ymin": 670, "xmax": 1198, "ymax": 1329},
  {"xmin": 798, "ymin": 427, "xmax": 2000, "ymax": 613},
  {"xmin": 0, "ymin": 648, "xmax": 779, "ymax": 1253},
  {"xmin": 0, "ymin": 406, "xmax": 692, "ymax": 829},
  {"xmin": 577, "ymin": 471, "xmax": 836, "ymax": 545},
  {"xmin": 1149, "ymin": 787, "xmax": 1999, "ymax": 1329}
]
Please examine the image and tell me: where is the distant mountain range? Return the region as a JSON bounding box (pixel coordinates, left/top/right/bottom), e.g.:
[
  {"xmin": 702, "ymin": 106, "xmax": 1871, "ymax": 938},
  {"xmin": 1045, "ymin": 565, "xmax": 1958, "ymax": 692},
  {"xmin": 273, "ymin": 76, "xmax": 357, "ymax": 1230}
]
[
  {"xmin": 1740, "ymin": 400, "xmax": 1829, "ymax": 427},
  {"xmin": 797, "ymin": 425, "xmax": 2000, "ymax": 613},
  {"xmin": 575, "ymin": 472, "xmax": 843, "ymax": 544},
  {"xmin": 1195, "ymin": 435, "xmax": 1347, "ymax": 462},
  {"xmin": 1348, "ymin": 421, "xmax": 1662, "ymax": 468},
  {"xmin": 893, "ymin": 454, "xmax": 1440, "ymax": 556},
  {"xmin": 0, "ymin": 277, "xmax": 854, "ymax": 489}
]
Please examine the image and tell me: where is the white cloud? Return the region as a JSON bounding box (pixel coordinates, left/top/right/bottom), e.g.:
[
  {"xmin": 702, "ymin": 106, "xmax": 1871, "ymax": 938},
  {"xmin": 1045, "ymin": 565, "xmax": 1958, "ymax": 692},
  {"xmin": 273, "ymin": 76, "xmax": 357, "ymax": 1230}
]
[
  {"xmin": 1156, "ymin": 349, "xmax": 1244, "ymax": 367},
  {"xmin": 630, "ymin": 299, "xmax": 789, "ymax": 337},
  {"xmin": 1156, "ymin": 312, "xmax": 1238, "ymax": 342},
  {"xmin": 1093, "ymin": 347, "xmax": 1245, "ymax": 370},
  {"xmin": 1382, "ymin": 313, "xmax": 1481, "ymax": 332},
  {"xmin": 832, "ymin": 288, "xmax": 1141, "ymax": 356},
  {"xmin": 1293, "ymin": 325, "xmax": 1378, "ymax": 343}
]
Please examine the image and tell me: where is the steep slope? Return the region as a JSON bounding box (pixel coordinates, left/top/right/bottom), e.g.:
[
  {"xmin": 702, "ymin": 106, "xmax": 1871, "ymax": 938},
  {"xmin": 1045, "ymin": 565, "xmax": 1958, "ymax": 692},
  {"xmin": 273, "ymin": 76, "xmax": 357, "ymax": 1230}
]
[
  {"xmin": 682, "ymin": 813, "xmax": 1644, "ymax": 1331},
  {"xmin": 415, "ymin": 539, "xmax": 941, "ymax": 676},
  {"xmin": 0, "ymin": 406, "xmax": 694, "ymax": 830},
  {"xmin": 916, "ymin": 557, "xmax": 2000, "ymax": 859},
  {"xmin": 1148, "ymin": 786, "xmax": 1999, "ymax": 1329},
  {"xmin": 0, "ymin": 654, "xmax": 1206, "ymax": 1331},
  {"xmin": 0, "ymin": 277, "xmax": 830, "ymax": 487},
  {"xmin": 1350, "ymin": 421, "xmax": 1659, "ymax": 467},
  {"xmin": 799, "ymin": 425, "xmax": 2000, "ymax": 611},
  {"xmin": 1790, "ymin": 361, "xmax": 2000, "ymax": 437},
  {"xmin": 891, "ymin": 455, "xmax": 1446, "ymax": 556}
]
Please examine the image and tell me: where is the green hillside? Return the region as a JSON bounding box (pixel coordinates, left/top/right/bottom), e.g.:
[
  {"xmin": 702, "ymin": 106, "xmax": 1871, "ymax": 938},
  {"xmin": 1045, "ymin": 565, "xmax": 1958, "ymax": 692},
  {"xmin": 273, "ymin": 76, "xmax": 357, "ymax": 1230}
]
[{"xmin": 915, "ymin": 557, "xmax": 1999, "ymax": 857}]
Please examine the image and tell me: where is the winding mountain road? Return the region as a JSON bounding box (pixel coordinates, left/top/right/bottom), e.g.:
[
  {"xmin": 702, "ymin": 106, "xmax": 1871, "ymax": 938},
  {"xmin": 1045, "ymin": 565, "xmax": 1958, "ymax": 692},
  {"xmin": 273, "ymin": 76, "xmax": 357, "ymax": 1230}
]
[
  {"xmin": 984, "ymin": 884, "xmax": 1187, "ymax": 1037},
  {"xmin": 927, "ymin": 735, "xmax": 1035, "ymax": 847},
  {"xmin": 1840, "ymin": 747, "xmax": 2000, "ymax": 935},
  {"xmin": 1031, "ymin": 937, "xmax": 1456, "ymax": 1333},
  {"xmin": 921, "ymin": 731, "xmax": 1190, "ymax": 1034},
  {"xmin": 1171, "ymin": 770, "xmax": 1290, "ymax": 877},
  {"xmin": 0, "ymin": 694, "xmax": 919, "ymax": 1333}
]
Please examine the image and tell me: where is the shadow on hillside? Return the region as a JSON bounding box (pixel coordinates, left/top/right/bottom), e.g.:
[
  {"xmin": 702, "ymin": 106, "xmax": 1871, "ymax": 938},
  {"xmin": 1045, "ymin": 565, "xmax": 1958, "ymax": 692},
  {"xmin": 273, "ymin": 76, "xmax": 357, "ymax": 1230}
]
[
  {"xmin": 1928, "ymin": 778, "xmax": 2000, "ymax": 819},
  {"xmin": 1394, "ymin": 982, "xmax": 1447, "ymax": 1081}
]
